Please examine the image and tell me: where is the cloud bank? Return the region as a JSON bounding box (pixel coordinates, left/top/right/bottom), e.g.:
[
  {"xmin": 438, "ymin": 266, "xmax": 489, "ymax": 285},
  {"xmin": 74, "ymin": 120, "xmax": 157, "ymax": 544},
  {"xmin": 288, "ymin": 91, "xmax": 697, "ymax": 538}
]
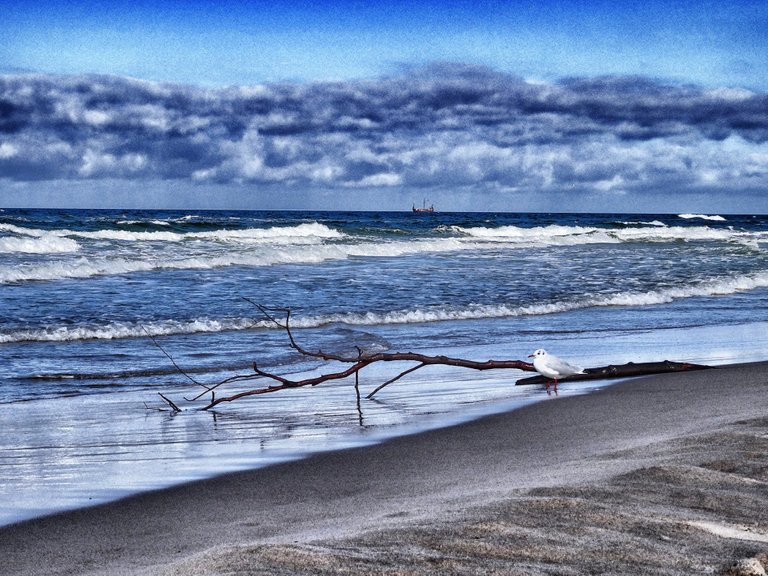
[{"xmin": 1, "ymin": 64, "xmax": 767, "ymax": 207}]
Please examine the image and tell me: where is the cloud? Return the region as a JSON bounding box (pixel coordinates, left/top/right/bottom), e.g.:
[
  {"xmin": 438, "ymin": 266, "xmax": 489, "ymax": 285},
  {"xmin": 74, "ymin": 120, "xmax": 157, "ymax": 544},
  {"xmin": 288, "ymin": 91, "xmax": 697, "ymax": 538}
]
[{"xmin": 1, "ymin": 66, "xmax": 767, "ymax": 200}]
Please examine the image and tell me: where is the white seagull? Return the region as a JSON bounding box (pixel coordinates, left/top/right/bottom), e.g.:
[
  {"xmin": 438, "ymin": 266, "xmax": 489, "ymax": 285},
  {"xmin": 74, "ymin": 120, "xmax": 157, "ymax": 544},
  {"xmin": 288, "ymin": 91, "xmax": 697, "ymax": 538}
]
[{"xmin": 528, "ymin": 349, "xmax": 586, "ymax": 395}]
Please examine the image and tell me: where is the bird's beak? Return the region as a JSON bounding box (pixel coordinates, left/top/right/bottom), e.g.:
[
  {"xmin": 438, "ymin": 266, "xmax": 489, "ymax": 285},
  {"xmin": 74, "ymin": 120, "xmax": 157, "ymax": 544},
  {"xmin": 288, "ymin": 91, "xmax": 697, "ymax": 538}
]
[{"xmin": 527, "ymin": 354, "xmax": 534, "ymax": 358}]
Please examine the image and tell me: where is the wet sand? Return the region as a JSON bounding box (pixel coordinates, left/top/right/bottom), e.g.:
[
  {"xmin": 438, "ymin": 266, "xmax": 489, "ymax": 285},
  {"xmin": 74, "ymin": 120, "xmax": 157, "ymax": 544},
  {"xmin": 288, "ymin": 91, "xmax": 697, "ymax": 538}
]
[{"xmin": 2, "ymin": 362, "xmax": 767, "ymax": 575}]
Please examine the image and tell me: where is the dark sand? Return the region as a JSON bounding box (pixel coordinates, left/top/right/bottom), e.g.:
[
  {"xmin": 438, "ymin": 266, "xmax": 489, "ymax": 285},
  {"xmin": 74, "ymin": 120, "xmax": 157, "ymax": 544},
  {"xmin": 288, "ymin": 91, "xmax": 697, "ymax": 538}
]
[{"xmin": 2, "ymin": 363, "xmax": 767, "ymax": 575}]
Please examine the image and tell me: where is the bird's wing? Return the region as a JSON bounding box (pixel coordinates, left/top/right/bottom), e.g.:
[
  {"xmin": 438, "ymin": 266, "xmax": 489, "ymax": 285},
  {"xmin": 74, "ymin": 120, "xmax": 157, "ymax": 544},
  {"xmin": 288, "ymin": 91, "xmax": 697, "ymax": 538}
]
[{"xmin": 548, "ymin": 355, "xmax": 584, "ymax": 374}]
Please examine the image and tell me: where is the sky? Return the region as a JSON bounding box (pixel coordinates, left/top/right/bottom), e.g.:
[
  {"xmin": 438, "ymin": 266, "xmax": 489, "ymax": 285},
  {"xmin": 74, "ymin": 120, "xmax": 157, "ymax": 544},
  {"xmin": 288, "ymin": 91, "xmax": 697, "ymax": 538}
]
[{"xmin": 1, "ymin": 0, "xmax": 767, "ymax": 212}]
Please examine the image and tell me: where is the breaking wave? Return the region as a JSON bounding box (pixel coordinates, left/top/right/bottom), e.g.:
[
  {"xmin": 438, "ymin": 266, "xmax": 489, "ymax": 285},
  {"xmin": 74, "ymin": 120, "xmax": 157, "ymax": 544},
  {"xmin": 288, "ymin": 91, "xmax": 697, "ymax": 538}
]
[
  {"xmin": 3, "ymin": 219, "xmax": 765, "ymax": 283},
  {"xmin": 0, "ymin": 317, "xmax": 261, "ymax": 344},
  {"xmin": 450, "ymin": 223, "xmax": 758, "ymax": 246},
  {"xmin": 116, "ymin": 219, "xmax": 172, "ymax": 226},
  {"xmin": 617, "ymin": 220, "xmax": 666, "ymax": 227},
  {"xmin": 4, "ymin": 271, "xmax": 767, "ymax": 343},
  {"xmin": 0, "ymin": 235, "xmax": 80, "ymax": 254},
  {"xmin": 0, "ymin": 222, "xmax": 344, "ymax": 244},
  {"xmin": 294, "ymin": 271, "xmax": 768, "ymax": 327},
  {"xmin": 0, "ymin": 237, "xmax": 473, "ymax": 283},
  {"xmin": 678, "ymin": 213, "xmax": 727, "ymax": 221}
]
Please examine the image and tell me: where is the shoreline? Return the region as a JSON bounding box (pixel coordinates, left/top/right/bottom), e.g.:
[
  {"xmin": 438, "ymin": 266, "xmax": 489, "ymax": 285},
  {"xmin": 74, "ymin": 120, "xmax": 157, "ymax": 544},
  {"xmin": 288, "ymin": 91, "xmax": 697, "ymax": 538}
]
[{"xmin": 2, "ymin": 361, "xmax": 767, "ymax": 575}]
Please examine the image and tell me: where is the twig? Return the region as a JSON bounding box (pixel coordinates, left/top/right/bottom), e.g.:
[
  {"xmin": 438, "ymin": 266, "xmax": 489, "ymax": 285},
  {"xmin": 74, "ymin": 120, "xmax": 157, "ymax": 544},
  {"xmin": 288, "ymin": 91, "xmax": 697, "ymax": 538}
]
[
  {"xmin": 158, "ymin": 392, "xmax": 182, "ymax": 413},
  {"xmin": 366, "ymin": 362, "xmax": 427, "ymax": 399},
  {"xmin": 143, "ymin": 326, "xmax": 211, "ymax": 390}
]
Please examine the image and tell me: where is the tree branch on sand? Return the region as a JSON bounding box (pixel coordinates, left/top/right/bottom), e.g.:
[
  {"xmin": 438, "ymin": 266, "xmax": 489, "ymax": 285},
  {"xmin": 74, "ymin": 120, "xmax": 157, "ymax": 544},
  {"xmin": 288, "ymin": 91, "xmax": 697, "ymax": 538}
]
[{"xmin": 150, "ymin": 303, "xmax": 712, "ymax": 412}]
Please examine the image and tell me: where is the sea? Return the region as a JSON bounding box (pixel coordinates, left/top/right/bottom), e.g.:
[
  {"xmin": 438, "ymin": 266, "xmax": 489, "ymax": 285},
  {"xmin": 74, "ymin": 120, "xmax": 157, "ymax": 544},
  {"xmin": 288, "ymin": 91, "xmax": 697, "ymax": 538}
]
[{"xmin": 2, "ymin": 208, "xmax": 768, "ymax": 526}]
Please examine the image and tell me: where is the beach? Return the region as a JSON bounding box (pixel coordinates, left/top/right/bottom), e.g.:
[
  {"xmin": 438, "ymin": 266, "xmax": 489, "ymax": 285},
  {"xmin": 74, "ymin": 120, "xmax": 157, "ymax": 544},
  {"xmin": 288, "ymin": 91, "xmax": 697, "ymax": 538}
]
[
  {"xmin": 3, "ymin": 209, "xmax": 768, "ymax": 525},
  {"xmin": 2, "ymin": 361, "xmax": 766, "ymax": 575}
]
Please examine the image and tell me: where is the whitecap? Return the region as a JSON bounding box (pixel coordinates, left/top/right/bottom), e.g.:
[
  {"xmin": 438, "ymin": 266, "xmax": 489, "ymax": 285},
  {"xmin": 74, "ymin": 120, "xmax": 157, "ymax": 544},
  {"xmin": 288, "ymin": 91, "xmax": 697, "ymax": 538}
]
[
  {"xmin": 0, "ymin": 235, "xmax": 80, "ymax": 254},
  {"xmin": 618, "ymin": 220, "xmax": 667, "ymax": 227},
  {"xmin": 678, "ymin": 213, "xmax": 726, "ymax": 221},
  {"xmin": 451, "ymin": 223, "xmax": 750, "ymax": 246},
  {"xmin": 117, "ymin": 219, "xmax": 172, "ymax": 227},
  {"xmin": 1, "ymin": 221, "xmax": 345, "ymax": 245},
  {"xmin": 0, "ymin": 317, "xmax": 262, "ymax": 343}
]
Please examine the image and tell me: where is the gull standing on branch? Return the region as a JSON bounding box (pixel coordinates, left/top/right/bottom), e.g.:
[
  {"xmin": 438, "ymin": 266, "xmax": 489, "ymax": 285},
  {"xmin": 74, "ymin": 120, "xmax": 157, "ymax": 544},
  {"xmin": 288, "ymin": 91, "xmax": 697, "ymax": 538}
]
[{"xmin": 528, "ymin": 349, "xmax": 586, "ymax": 395}]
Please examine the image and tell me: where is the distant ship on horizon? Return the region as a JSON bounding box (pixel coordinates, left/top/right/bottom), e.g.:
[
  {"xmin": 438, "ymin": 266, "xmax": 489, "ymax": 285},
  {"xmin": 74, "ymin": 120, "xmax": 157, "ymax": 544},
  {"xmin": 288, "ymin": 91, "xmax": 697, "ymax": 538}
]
[{"xmin": 412, "ymin": 199, "xmax": 435, "ymax": 213}]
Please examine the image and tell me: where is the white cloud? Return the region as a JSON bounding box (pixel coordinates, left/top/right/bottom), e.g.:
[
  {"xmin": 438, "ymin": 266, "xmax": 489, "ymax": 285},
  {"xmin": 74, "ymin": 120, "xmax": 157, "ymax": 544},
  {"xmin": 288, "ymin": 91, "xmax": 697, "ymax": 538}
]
[
  {"xmin": 83, "ymin": 109, "xmax": 111, "ymax": 126},
  {"xmin": 1, "ymin": 67, "xmax": 767, "ymax": 203},
  {"xmin": 79, "ymin": 149, "xmax": 147, "ymax": 177},
  {"xmin": 0, "ymin": 142, "xmax": 18, "ymax": 159},
  {"xmin": 354, "ymin": 173, "xmax": 402, "ymax": 187}
]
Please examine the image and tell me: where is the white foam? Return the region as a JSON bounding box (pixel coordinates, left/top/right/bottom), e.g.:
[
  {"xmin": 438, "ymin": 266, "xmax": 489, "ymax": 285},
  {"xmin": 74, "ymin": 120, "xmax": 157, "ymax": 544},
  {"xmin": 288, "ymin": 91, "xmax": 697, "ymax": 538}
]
[
  {"xmin": 0, "ymin": 317, "xmax": 261, "ymax": 343},
  {"xmin": 456, "ymin": 224, "xmax": 624, "ymax": 246},
  {"xmin": 0, "ymin": 223, "xmax": 47, "ymax": 237},
  {"xmin": 116, "ymin": 219, "xmax": 171, "ymax": 227},
  {"xmin": 619, "ymin": 220, "xmax": 667, "ymax": 227},
  {"xmin": 678, "ymin": 213, "xmax": 727, "ymax": 221},
  {"xmin": 451, "ymin": 223, "xmax": 754, "ymax": 246},
  {"xmin": 0, "ymin": 235, "xmax": 80, "ymax": 254},
  {"xmin": 0, "ymin": 222, "xmax": 343, "ymax": 244}
]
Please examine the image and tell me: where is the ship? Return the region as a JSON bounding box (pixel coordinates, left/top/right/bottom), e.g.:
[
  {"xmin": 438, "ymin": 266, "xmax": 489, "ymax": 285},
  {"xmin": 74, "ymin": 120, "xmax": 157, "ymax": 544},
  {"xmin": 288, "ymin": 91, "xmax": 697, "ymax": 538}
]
[{"xmin": 412, "ymin": 199, "xmax": 435, "ymax": 213}]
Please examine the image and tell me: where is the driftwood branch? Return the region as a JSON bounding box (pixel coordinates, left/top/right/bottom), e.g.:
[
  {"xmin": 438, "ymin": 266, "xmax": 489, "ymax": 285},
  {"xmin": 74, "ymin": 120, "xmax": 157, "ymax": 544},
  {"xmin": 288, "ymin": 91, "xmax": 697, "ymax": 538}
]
[
  {"xmin": 200, "ymin": 353, "xmax": 536, "ymax": 410},
  {"xmin": 515, "ymin": 360, "xmax": 712, "ymax": 385},
  {"xmin": 149, "ymin": 305, "xmax": 713, "ymax": 412},
  {"xmin": 189, "ymin": 305, "xmax": 537, "ymax": 410}
]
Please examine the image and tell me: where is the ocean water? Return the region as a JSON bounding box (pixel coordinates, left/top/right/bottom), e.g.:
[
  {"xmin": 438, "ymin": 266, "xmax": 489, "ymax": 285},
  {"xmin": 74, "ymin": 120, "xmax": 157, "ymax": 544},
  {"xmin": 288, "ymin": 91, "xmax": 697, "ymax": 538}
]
[{"xmin": 1, "ymin": 208, "xmax": 767, "ymax": 525}]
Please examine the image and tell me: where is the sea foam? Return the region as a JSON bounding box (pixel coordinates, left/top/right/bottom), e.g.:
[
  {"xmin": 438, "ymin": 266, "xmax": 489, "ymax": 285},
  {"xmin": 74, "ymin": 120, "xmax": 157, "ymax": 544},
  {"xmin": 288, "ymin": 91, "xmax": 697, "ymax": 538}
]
[
  {"xmin": 678, "ymin": 213, "xmax": 727, "ymax": 221},
  {"xmin": 0, "ymin": 235, "xmax": 80, "ymax": 254},
  {"xmin": 0, "ymin": 222, "xmax": 343, "ymax": 244},
  {"xmin": 451, "ymin": 223, "xmax": 757, "ymax": 246}
]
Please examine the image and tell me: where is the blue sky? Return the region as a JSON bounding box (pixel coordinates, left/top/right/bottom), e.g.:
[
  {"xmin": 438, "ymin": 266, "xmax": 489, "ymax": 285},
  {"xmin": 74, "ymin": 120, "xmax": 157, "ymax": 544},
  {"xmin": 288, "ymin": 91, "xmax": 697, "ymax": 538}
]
[
  {"xmin": 3, "ymin": 0, "xmax": 766, "ymax": 88},
  {"xmin": 1, "ymin": 1, "xmax": 768, "ymax": 212}
]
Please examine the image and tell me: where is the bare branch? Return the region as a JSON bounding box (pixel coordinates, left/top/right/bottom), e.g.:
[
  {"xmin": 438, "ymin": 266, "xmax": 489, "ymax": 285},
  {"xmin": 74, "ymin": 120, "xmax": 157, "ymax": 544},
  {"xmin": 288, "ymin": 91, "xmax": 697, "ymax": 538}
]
[
  {"xmin": 366, "ymin": 362, "xmax": 427, "ymax": 399},
  {"xmin": 143, "ymin": 327, "xmax": 211, "ymax": 391},
  {"xmin": 158, "ymin": 392, "xmax": 182, "ymax": 413},
  {"xmin": 244, "ymin": 299, "xmax": 363, "ymax": 363},
  {"xmin": 200, "ymin": 361, "xmax": 374, "ymax": 411},
  {"xmin": 184, "ymin": 372, "xmax": 262, "ymax": 402},
  {"xmin": 354, "ymin": 369, "xmax": 363, "ymax": 426}
]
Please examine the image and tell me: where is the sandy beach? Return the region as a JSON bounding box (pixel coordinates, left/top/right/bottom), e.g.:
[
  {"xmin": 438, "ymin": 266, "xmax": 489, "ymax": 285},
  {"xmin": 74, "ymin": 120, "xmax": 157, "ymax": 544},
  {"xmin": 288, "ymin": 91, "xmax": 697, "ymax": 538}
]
[{"xmin": 2, "ymin": 362, "xmax": 767, "ymax": 575}]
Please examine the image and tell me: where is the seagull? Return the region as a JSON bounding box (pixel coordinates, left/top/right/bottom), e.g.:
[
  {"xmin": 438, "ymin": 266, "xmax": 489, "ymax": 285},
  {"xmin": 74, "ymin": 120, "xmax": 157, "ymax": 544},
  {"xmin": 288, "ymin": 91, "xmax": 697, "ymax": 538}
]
[{"xmin": 528, "ymin": 349, "xmax": 586, "ymax": 395}]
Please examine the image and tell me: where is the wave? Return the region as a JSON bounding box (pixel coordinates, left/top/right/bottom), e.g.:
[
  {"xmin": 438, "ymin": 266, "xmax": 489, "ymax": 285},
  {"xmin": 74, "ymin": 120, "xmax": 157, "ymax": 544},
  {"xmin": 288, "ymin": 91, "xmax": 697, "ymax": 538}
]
[
  {"xmin": 5, "ymin": 271, "xmax": 768, "ymax": 343},
  {"xmin": 0, "ymin": 237, "xmax": 472, "ymax": 283},
  {"xmin": 3, "ymin": 219, "xmax": 760, "ymax": 262},
  {"xmin": 450, "ymin": 223, "xmax": 756, "ymax": 246},
  {"xmin": 2, "ymin": 221, "xmax": 765, "ymax": 283},
  {"xmin": 617, "ymin": 220, "xmax": 666, "ymax": 227},
  {"xmin": 678, "ymin": 213, "xmax": 727, "ymax": 221},
  {"xmin": 0, "ymin": 235, "xmax": 80, "ymax": 254},
  {"xmin": 0, "ymin": 317, "xmax": 261, "ymax": 343},
  {"xmin": 0, "ymin": 222, "xmax": 344, "ymax": 244},
  {"xmin": 291, "ymin": 271, "xmax": 768, "ymax": 327},
  {"xmin": 116, "ymin": 219, "xmax": 172, "ymax": 227}
]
